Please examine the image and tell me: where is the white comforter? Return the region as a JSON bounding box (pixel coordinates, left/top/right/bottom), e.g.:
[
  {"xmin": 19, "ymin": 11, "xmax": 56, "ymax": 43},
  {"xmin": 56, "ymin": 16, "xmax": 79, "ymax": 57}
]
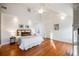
[{"xmin": 19, "ymin": 35, "xmax": 44, "ymax": 50}]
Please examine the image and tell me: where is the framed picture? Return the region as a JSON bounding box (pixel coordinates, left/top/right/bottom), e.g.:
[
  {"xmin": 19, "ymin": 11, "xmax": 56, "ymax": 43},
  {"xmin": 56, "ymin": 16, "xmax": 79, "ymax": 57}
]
[
  {"xmin": 25, "ymin": 25, "xmax": 29, "ymax": 28},
  {"xmin": 54, "ymin": 24, "xmax": 59, "ymax": 30},
  {"xmin": 19, "ymin": 24, "xmax": 24, "ymax": 28}
]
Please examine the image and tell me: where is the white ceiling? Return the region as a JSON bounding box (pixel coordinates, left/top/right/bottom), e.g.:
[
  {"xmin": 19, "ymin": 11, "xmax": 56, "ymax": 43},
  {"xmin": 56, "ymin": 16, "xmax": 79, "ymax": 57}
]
[
  {"xmin": 23, "ymin": 3, "xmax": 73, "ymax": 16},
  {"xmin": 1, "ymin": 3, "xmax": 73, "ymax": 16}
]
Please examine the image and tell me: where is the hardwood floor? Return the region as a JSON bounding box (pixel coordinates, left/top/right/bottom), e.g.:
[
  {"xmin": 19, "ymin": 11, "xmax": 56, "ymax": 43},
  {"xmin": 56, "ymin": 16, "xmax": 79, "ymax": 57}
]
[{"xmin": 0, "ymin": 39, "xmax": 72, "ymax": 56}]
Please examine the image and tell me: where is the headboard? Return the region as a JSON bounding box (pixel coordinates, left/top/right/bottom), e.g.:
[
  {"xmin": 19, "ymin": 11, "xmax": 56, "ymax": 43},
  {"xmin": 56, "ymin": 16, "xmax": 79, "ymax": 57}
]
[{"xmin": 17, "ymin": 29, "xmax": 31, "ymax": 36}]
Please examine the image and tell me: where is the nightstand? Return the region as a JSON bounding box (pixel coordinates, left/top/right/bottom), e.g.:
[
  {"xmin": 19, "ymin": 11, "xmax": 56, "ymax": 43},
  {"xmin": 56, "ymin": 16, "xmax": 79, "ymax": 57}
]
[{"xmin": 10, "ymin": 36, "xmax": 16, "ymax": 44}]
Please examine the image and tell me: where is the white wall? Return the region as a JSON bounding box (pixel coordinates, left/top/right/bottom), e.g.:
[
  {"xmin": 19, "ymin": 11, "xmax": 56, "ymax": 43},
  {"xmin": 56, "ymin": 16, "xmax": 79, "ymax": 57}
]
[
  {"xmin": 59, "ymin": 16, "xmax": 73, "ymax": 43},
  {"xmin": 0, "ymin": 3, "xmax": 73, "ymax": 45},
  {"xmin": 40, "ymin": 12, "xmax": 61, "ymax": 39},
  {"xmin": 1, "ymin": 13, "xmax": 17, "ymax": 45},
  {"xmin": 0, "ymin": 4, "xmax": 40, "ymax": 45},
  {"xmin": 1, "ymin": 13, "xmax": 41, "ymax": 45},
  {"xmin": 40, "ymin": 12, "xmax": 73, "ymax": 43}
]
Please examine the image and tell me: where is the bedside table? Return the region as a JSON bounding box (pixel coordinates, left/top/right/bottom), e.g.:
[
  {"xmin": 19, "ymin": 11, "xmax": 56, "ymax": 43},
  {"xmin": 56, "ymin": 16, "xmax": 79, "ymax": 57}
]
[{"xmin": 10, "ymin": 36, "xmax": 16, "ymax": 44}]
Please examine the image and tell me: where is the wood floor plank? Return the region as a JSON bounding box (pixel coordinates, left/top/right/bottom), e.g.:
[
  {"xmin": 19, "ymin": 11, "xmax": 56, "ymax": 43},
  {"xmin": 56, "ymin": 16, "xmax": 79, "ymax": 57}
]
[{"xmin": 0, "ymin": 39, "xmax": 72, "ymax": 56}]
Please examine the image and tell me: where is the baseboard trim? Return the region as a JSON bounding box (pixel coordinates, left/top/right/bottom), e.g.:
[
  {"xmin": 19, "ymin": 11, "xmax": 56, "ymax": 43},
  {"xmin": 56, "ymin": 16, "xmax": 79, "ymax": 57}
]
[
  {"xmin": 1, "ymin": 38, "xmax": 72, "ymax": 46},
  {"xmin": 44, "ymin": 38, "xmax": 72, "ymax": 45},
  {"xmin": 1, "ymin": 42, "xmax": 10, "ymax": 46}
]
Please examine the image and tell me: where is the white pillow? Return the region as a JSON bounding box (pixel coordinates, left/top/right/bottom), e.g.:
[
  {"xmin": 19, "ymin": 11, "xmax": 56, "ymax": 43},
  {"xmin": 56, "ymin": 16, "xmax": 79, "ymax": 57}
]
[{"xmin": 31, "ymin": 28, "xmax": 35, "ymax": 35}]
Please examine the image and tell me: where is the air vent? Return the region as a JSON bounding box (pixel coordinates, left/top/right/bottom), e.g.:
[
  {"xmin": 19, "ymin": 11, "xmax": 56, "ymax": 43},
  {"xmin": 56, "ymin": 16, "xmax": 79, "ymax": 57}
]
[
  {"xmin": 1, "ymin": 6, "xmax": 7, "ymax": 10},
  {"xmin": 27, "ymin": 8, "xmax": 31, "ymax": 13}
]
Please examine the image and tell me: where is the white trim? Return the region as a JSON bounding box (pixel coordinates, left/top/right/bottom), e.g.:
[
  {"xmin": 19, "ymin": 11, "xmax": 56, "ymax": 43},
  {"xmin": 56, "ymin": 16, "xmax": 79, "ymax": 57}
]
[{"xmin": 1, "ymin": 41, "xmax": 10, "ymax": 46}]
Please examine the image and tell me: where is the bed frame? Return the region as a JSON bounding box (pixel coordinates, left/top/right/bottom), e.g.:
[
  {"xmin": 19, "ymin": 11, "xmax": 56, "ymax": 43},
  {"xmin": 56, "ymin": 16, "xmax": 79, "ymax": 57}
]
[{"xmin": 17, "ymin": 29, "xmax": 31, "ymax": 36}]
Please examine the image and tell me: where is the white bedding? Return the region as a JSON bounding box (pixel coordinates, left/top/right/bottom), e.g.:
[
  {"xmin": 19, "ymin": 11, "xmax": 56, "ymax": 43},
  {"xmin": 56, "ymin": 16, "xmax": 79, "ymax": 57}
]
[{"xmin": 19, "ymin": 35, "xmax": 44, "ymax": 50}]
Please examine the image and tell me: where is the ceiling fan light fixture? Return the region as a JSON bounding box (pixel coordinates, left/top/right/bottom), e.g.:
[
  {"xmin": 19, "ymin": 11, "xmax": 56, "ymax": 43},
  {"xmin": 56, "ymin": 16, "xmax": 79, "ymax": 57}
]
[
  {"xmin": 60, "ymin": 13, "xmax": 67, "ymax": 20},
  {"xmin": 38, "ymin": 8, "xmax": 45, "ymax": 14}
]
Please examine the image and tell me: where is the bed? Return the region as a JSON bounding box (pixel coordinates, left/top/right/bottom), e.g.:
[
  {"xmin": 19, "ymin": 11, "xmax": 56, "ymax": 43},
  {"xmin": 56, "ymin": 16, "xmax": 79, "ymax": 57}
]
[
  {"xmin": 17, "ymin": 24, "xmax": 44, "ymax": 50},
  {"xmin": 19, "ymin": 35, "xmax": 44, "ymax": 50}
]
